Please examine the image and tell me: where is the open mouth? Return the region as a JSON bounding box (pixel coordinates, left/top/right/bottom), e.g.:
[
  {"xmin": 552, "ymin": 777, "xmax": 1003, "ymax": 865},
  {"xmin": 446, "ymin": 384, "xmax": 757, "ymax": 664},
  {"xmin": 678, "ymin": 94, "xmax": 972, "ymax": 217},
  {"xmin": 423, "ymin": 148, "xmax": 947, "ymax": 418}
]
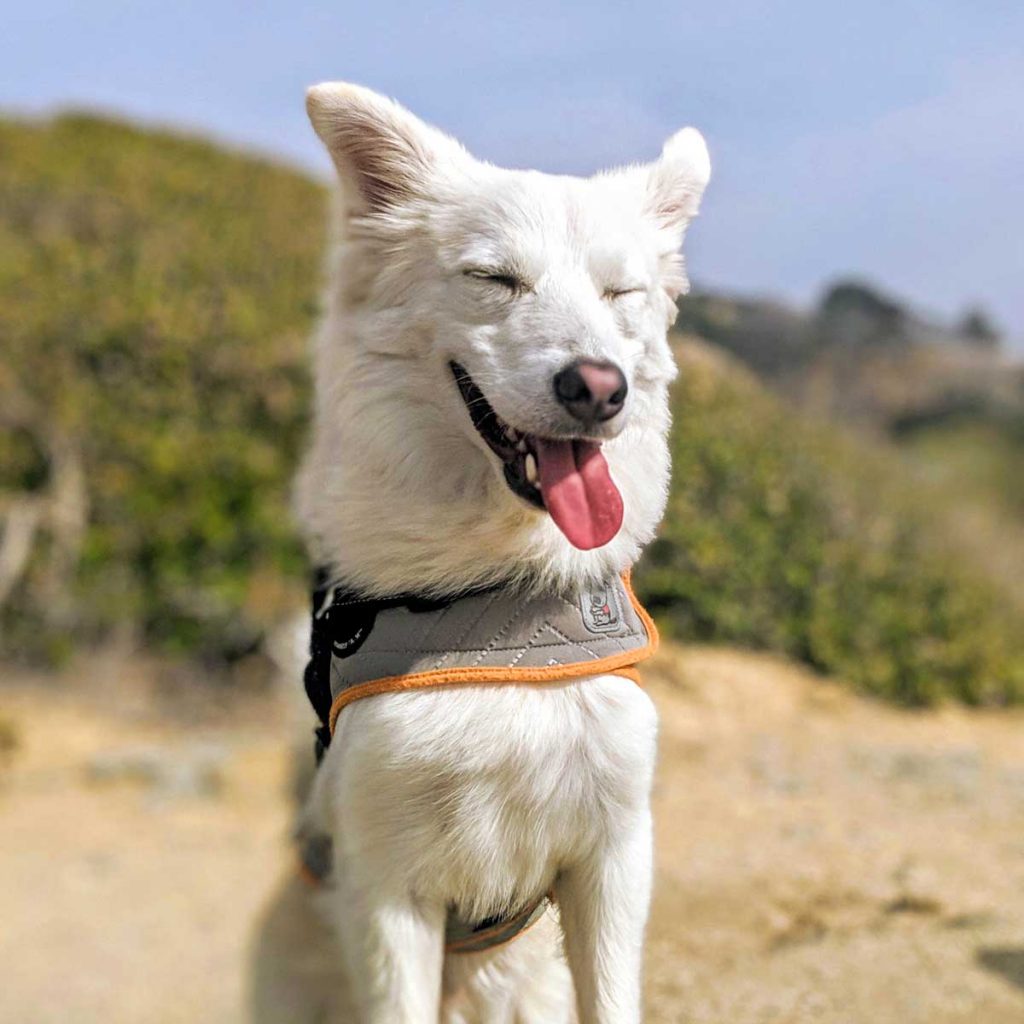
[{"xmin": 450, "ymin": 361, "xmax": 624, "ymax": 551}]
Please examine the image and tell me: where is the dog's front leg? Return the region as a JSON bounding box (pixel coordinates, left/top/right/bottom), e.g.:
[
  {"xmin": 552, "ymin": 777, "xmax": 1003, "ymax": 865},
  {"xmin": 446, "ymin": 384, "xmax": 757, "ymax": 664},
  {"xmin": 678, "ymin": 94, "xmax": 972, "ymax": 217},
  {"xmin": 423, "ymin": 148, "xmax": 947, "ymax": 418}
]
[
  {"xmin": 327, "ymin": 866, "xmax": 446, "ymax": 1024},
  {"xmin": 555, "ymin": 809, "xmax": 653, "ymax": 1024}
]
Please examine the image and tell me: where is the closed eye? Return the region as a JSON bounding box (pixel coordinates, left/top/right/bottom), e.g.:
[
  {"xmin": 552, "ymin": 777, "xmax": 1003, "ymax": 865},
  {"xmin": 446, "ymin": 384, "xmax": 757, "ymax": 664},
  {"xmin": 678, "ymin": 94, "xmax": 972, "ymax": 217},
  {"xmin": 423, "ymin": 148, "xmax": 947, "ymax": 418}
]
[
  {"xmin": 464, "ymin": 268, "xmax": 528, "ymax": 293},
  {"xmin": 603, "ymin": 284, "xmax": 646, "ymax": 300}
]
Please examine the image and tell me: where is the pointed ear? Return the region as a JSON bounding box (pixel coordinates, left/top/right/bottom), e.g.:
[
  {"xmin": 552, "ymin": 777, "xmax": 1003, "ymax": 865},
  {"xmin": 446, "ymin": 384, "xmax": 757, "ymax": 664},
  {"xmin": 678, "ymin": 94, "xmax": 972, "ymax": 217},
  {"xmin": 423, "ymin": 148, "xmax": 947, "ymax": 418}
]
[
  {"xmin": 646, "ymin": 127, "xmax": 711, "ymax": 230},
  {"xmin": 305, "ymin": 82, "xmax": 465, "ymax": 213}
]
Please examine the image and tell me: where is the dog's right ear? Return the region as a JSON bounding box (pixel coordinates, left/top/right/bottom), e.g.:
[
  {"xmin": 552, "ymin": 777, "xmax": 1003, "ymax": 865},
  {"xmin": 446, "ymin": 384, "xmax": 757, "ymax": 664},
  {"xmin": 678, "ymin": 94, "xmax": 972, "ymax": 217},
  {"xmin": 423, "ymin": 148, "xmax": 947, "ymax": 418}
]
[
  {"xmin": 646, "ymin": 127, "xmax": 712, "ymax": 231},
  {"xmin": 306, "ymin": 83, "xmax": 464, "ymax": 213}
]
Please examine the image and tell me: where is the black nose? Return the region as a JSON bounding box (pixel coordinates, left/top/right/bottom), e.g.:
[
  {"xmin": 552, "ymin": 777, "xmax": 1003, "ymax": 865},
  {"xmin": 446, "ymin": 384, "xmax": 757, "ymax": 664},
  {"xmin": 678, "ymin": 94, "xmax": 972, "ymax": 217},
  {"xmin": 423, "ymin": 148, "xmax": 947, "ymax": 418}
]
[{"xmin": 553, "ymin": 358, "xmax": 628, "ymax": 424}]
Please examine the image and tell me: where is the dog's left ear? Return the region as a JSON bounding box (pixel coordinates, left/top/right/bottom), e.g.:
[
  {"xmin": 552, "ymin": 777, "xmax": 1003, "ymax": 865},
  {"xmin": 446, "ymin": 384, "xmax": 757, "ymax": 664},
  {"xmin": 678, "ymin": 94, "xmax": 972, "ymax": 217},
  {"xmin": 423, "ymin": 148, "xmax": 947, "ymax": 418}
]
[
  {"xmin": 646, "ymin": 127, "xmax": 711, "ymax": 231},
  {"xmin": 306, "ymin": 82, "xmax": 466, "ymax": 214}
]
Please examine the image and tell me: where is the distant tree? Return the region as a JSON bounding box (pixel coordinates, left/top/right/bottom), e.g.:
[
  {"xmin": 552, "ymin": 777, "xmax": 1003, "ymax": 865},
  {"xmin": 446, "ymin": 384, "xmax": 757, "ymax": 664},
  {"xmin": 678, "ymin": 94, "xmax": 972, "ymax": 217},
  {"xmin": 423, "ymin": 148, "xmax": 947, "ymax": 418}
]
[
  {"xmin": 675, "ymin": 289, "xmax": 813, "ymax": 376},
  {"xmin": 815, "ymin": 280, "xmax": 909, "ymax": 349},
  {"xmin": 957, "ymin": 307, "xmax": 1002, "ymax": 351}
]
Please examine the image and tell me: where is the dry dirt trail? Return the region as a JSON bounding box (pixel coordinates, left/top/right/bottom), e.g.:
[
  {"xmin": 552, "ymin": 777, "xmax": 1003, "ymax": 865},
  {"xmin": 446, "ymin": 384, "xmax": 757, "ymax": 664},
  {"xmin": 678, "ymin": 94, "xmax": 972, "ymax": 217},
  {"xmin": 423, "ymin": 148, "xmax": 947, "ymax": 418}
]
[{"xmin": 2, "ymin": 644, "xmax": 1024, "ymax": 1023}]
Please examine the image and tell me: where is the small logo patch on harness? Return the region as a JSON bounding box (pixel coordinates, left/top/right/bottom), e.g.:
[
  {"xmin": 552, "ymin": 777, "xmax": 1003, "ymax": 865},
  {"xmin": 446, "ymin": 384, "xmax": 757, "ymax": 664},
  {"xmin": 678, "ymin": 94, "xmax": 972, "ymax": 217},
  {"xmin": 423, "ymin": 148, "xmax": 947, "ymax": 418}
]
[{"xmin": 580, "ymin": 585, "xmax": 622, "ymax": 634}]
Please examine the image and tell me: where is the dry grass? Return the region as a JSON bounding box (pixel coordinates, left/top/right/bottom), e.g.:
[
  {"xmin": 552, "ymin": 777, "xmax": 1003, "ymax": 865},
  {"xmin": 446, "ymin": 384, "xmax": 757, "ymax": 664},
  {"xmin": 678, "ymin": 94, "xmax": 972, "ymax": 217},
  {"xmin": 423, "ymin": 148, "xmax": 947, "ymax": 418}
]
[{"xmin": 2, "ymin": 646, "xmax": 1024, "ymax": 1023}]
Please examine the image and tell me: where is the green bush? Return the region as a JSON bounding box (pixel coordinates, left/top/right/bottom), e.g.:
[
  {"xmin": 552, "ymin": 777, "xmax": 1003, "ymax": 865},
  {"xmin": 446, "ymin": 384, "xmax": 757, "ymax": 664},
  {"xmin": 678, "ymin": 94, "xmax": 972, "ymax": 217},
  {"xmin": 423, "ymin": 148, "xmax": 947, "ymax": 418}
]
[
  {"xmin": 0, "ymin": 114, "xmax": 324, "ymax": 659},
  {"xmin": 635, "ymin": 344, "xmax": 1024, "ymax": 705}
]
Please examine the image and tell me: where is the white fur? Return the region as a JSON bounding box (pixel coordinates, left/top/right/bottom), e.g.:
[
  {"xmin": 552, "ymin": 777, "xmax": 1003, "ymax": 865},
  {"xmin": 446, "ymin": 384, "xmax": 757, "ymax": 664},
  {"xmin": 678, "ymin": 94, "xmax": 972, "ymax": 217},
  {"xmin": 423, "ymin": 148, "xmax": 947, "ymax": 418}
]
[{"xmin": 288, "ymin": 82, "xmax": 709, "ymax": 1024}]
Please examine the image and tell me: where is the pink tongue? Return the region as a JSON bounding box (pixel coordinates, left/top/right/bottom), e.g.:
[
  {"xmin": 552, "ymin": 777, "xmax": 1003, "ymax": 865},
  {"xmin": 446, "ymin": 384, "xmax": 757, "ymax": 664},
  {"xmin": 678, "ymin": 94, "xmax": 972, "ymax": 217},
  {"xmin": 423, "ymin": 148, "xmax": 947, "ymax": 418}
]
[{"xmin": 533, "ymin": 439, "xmax": 624, "ymax": 550}]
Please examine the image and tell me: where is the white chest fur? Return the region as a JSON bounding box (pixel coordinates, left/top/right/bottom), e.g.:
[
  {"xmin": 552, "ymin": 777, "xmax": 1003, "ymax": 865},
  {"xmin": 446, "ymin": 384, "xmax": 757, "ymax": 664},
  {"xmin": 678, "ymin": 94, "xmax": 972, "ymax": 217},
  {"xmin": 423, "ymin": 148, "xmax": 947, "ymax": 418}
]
[{"xmin": 308, "ymin": 676, "xmax": 658, "ymax": 923}]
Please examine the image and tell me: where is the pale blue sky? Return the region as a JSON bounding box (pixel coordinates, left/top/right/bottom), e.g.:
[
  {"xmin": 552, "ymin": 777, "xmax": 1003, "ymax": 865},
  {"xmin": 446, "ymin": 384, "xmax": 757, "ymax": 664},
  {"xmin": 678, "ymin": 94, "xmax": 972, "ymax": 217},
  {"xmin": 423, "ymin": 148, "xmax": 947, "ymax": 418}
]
[{"xmin": 4, "ymin": 1, "xmax": 1023, "ymax": 341}]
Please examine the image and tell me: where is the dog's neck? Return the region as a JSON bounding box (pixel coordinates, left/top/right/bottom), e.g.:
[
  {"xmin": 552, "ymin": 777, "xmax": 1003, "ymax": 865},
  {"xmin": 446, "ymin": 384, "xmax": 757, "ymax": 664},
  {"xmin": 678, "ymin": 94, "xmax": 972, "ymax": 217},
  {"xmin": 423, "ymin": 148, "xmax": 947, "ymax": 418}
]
[{"xmin": 295, "ymin": 313, "xmax": 672, "ymax": 601}]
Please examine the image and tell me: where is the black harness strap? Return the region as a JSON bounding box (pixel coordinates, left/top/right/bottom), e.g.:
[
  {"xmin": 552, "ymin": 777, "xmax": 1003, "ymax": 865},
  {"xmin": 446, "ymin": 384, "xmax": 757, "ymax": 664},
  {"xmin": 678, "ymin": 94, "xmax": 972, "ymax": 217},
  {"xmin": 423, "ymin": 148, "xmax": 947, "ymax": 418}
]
[{"xmin": 303, "ymin": 569, "xmax": 341, "ymax": 762}]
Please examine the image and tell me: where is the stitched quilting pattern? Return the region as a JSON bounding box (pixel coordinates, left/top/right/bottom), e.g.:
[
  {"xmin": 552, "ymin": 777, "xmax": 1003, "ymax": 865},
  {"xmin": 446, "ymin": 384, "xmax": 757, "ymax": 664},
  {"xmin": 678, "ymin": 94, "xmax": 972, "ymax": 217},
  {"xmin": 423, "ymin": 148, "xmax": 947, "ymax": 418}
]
[{"xmin": 329, "ymin": 576, "xmax": 650, "ymax": 699}]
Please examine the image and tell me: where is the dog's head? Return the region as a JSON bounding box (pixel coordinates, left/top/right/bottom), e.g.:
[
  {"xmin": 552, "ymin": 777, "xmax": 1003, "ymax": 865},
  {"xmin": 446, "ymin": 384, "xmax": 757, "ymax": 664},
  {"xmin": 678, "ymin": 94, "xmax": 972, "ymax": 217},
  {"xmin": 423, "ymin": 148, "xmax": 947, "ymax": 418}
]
[{"xmin": 301, "ymin": 83, "xmax": 709, "ymax": 594}]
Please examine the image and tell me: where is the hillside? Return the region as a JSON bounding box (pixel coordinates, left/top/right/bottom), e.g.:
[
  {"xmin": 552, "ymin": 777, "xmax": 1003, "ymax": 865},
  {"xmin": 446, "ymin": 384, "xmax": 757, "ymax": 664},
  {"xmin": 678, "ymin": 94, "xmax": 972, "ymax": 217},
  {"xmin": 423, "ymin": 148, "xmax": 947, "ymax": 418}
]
[
  {"xmin": 673, "ymin": 283, "xmax": 1024, "ymax": 680},
  {"xmin": 678, "ymin": 282, "xmax": 1023, "ymax": 429},
  {"xmin": 0, "ymin": 113, "xmax": 324, "ymax": 661},
  {"xmin": 2, "ymin": 113, "xmax": 1023, "ymax": 704},
  {"xmin": 641, "ymin": 342, "xmax": 1024, "ymax": 704}
]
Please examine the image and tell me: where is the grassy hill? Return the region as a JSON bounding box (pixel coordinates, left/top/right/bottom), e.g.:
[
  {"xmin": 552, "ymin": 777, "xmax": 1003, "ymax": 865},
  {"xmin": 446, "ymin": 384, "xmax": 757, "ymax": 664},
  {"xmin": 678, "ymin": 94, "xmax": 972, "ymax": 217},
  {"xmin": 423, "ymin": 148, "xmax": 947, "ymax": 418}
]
[
  {"xmin": 2, "ymin": 113, "xmax": 1022, "ymax": 704},
  {"xmin": 640, "ymin": 343, "xmax": 1024, "ymax": 704},
  {"xmin": 0, "ymin": 114, "xmax": 324, "ymax": 662}
]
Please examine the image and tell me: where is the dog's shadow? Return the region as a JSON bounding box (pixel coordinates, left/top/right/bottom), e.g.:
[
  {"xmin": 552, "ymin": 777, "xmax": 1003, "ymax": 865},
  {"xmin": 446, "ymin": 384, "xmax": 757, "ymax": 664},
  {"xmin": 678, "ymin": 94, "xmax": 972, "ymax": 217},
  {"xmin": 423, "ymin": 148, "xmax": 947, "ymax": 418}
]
[{"xmin": 977, "ymin": 947, "xmax": 1024, "ymax": 992}]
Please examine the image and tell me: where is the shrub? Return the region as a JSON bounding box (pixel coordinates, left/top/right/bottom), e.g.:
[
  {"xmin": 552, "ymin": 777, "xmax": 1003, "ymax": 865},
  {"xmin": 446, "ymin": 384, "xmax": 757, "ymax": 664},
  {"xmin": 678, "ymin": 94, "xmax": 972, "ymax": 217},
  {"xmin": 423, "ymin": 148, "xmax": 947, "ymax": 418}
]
[
  {"xmin": 635, "ymin": 342, "xmax": 1024, "ymax": 705},
  {"xmin": 0, "ymin": 114, "xmax": 324, "ymax": 659}
]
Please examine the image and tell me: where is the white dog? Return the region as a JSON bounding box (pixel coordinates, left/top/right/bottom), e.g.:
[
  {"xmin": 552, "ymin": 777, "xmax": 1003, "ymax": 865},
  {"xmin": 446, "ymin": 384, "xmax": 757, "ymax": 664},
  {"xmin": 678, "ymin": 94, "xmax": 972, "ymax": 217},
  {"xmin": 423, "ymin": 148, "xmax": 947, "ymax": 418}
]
[{"xmin": 251, "ymin": 83, "xmax": 709, "ymax": 1024}]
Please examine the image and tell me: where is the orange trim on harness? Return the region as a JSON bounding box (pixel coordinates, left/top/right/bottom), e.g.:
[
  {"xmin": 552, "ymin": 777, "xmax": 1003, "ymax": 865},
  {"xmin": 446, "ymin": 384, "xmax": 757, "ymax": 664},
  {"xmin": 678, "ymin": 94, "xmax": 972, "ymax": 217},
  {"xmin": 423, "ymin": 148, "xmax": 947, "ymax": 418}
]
[{"xmin": 328, "ymin": 572, "xmax": 658, "ymax": 734}]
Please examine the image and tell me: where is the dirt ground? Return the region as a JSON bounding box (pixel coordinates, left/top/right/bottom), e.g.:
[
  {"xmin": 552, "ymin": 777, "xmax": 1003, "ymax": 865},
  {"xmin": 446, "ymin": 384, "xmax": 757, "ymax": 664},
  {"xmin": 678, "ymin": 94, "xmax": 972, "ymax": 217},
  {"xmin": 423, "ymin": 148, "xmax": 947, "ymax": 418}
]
[{"xmin": 2, "ymin": 644, "xmax": 1024, "ymax": 1023}]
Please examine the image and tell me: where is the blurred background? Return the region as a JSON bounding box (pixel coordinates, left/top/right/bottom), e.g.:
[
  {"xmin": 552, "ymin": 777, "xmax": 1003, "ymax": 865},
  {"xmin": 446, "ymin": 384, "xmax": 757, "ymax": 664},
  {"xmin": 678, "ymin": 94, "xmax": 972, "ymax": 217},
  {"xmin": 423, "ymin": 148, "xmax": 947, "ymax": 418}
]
[{"xmin": 2, "ymin": 3, "xmax": 1024, "ymax": 1022}]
